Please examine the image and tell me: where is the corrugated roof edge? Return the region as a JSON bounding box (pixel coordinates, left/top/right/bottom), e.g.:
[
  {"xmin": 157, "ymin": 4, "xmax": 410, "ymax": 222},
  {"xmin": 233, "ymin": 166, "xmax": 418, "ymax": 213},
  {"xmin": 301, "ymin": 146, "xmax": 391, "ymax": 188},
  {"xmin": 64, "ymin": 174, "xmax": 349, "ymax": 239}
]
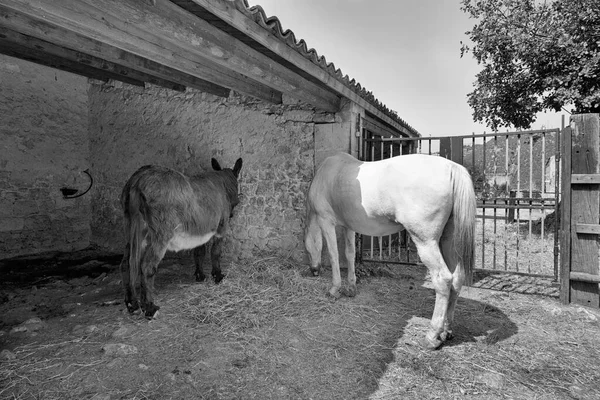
[{"xmin": 234, "ymin": 0, "xmax": 419, "ymax": 136}]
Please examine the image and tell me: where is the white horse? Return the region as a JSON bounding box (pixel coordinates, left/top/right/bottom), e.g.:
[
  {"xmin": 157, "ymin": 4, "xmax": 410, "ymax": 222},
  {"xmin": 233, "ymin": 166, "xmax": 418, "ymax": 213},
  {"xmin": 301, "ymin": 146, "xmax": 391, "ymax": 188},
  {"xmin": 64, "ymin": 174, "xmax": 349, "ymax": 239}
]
[{"xmin": 304, "ymin": 152, "xmax": 476, "ymax": 349}]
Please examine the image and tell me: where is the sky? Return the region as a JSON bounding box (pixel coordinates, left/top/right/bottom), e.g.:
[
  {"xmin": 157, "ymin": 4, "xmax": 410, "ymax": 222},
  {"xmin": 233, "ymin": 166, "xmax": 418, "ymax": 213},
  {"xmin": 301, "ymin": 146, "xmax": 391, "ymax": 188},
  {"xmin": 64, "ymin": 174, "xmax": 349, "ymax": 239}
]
[{"xmin": 246, "ymin": 0, "xmax": 568, "ymax": 137}]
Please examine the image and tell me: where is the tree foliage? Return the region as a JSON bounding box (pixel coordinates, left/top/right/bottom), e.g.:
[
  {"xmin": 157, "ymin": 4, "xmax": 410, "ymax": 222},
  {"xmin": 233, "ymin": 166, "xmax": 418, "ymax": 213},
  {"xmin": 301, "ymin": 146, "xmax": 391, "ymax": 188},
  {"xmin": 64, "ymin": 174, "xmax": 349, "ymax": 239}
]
[{"xmin": 461, "ymin": 0, "xmax": 600, "ymax": 130}]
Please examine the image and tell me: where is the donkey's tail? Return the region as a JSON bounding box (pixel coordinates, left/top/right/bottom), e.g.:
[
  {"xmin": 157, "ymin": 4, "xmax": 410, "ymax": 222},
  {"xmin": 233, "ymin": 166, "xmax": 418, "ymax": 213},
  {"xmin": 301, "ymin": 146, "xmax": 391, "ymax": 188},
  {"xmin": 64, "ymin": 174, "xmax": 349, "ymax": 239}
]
[
  {"xmin": 126, "ymin": 189, "xmax": 147, "ymax": 290},
  {"xmin": 451, "ymin": 164, "xmax": 477, "ymax": 285}
]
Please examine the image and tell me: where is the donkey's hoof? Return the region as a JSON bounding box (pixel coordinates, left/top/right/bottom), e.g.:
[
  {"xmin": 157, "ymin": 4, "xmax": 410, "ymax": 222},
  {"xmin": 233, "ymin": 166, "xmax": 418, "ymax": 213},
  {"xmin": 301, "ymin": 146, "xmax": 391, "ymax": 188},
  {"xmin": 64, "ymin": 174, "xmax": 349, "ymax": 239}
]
[
  {"xmin": 125, "ymin": 301, "xmax": 140, "ymax": 314},
  {"xmin": 212, "ymin": 273, "xmax": 225, "ymax": 284},
  {"xmin": 143, "ymin": 304, "xmax": 160, "ymax": 320},
  {"xmin": 310, "ymin": 267, "xmax": 321, "ymax": 277},
  {"xmin": 195, "ymin": 274, "xmax": 207, "ymax": 282}
]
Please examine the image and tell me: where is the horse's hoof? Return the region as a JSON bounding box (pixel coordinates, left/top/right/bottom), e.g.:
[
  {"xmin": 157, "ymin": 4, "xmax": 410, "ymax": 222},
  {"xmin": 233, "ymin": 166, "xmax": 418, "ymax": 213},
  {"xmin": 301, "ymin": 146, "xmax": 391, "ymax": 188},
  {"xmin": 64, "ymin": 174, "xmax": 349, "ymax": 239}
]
[
  {"xmin": 343, "ymin": 285, "xmax": 358, "ymax": 298},
  {"xmin": 440, "ymin": 330, "xmax": 454, "ymax": 342},
  {"xmin": 195, "ymin": 274, "xmax": 206, "ymax": 282},
  {"xmin": 310, "ymin": 268, "xmax": 320, "ymax": 277},
  {"xmin": 328, "ymin": 288, "xmax": 342, "ymax": 299},
  {"xmin": 421, "ymin": 335, "xmax": 443, "ymax": 350}
]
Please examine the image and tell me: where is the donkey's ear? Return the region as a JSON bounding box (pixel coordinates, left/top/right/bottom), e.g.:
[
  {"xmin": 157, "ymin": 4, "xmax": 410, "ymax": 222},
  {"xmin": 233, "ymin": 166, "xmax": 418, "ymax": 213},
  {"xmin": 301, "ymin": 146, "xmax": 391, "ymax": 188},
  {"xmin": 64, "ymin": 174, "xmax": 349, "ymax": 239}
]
[
  {"xmin": 232, "ymin": 158, "xmax": 243, "ymax": 178},
  {"xmin": 211, "ymin": 158, "xmax": 222, "ymax": 171}
]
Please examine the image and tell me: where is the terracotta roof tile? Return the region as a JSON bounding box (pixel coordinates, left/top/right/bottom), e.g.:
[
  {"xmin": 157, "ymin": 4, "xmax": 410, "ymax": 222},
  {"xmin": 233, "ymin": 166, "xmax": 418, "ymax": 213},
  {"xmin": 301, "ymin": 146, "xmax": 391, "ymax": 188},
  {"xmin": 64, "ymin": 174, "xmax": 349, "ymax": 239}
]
[{"xmin": 233, "ymin": 0, "xmax": 418, "ymax": 136}]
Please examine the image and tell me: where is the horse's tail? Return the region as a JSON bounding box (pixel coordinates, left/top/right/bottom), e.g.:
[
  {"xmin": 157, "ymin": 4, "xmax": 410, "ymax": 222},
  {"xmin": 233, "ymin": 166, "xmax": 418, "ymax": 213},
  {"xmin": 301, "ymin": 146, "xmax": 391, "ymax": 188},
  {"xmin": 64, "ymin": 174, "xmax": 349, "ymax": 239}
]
[
  {"xmin": 126, "ymin": 188, "xmax": 147, "ymax": 290},
  {"xmin": 451, "ymin": 164, "xmax": 477, "ymax": 286}
]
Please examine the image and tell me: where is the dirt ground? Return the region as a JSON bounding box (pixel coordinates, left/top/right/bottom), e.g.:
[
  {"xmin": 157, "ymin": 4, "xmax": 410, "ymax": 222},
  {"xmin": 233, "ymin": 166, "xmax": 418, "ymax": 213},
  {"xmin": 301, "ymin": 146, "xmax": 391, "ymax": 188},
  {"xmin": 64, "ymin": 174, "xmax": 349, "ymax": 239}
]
[{"xmin": 1, "ymin": 248, "xmax": 600, "ymax": 400}]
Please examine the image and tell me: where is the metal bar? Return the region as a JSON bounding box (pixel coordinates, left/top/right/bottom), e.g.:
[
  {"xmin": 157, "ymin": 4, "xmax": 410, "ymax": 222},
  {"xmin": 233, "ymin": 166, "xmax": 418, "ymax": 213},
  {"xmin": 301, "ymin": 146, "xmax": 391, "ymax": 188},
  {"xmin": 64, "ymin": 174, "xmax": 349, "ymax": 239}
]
[
  {"xmin": 364, "ymin": 128, "xmax": 560, "ymax": 142},
  {"xmin": 482, "ymin": 198, "xmax": 486, "ymax": 271},
  {"xmin": 483, "ymin": 136, "xmax": 487, "ymax": 195},
  {"xmin": 389, "ymin": 138, "xmax": 393, "ymax": 259},
  {"xmin": 542, "ymin": 133, "xmax": 546, "ymax": 196},
  {"xmin": 361, "ymin": 258, "xmax": 422, "ymax": 267},
  {"xmin": 493, "ymin": 198, "xmax": 497, "ymax": 271},
  {"xmin": 528, "ymin": 198, "xmax": 532, "ymax": 274},
  {"xmin": 472, "ymin": 136, "xmax": 475, "ymax": 180},
  {"xmin": 555, "ymin": 128, "xmax": 561, "ymax": 283},
  {"xmin": 516, "ymin": 205, "xmax": 520, "ymax": 272},
  {"xmin": 370, "ymin": 136, "xmax": 375, "ymax": 257},
  {"xmin": 541, "ymin": 198, "xmax": 545, "ymax": 274},
  {"xmin": 517, "ymin": 134, "xmax": 521, "ymax": 195},
  {"xmin": 379, "ymin": 139, "xmax": 384, "ymax": 260},
  {"xmin": 477, "ymin": 204, "xmax": 555, "ymax": 210},
  {"xmin": 475, "ymin": 269, "xmax": 557, "ymax": 280}
]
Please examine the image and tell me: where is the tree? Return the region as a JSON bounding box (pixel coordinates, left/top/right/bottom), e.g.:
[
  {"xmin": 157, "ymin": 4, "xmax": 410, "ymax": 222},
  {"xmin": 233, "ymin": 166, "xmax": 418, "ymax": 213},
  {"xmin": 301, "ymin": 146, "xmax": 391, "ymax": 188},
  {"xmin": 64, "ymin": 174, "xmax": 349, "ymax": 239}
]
[{"xmin": 461, "ymin": 0, "xmax": 600, "ymax": 130}]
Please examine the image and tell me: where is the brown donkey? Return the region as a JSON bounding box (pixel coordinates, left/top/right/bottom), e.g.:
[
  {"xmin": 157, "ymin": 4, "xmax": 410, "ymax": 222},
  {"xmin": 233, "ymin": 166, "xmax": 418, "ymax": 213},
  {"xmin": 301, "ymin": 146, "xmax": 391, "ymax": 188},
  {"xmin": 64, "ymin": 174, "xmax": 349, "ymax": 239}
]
[{"xmin": 119, "ymin": 158, "xmax": 243, "ymax": 318}]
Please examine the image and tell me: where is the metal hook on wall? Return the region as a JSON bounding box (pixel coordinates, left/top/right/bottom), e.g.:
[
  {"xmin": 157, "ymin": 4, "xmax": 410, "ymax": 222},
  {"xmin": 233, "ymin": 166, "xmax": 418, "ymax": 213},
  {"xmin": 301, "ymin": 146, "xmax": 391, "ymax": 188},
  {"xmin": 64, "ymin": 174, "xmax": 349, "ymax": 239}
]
[{"xmin": 60, "ymin": 169, "xmax": 93, "ymax": 199}]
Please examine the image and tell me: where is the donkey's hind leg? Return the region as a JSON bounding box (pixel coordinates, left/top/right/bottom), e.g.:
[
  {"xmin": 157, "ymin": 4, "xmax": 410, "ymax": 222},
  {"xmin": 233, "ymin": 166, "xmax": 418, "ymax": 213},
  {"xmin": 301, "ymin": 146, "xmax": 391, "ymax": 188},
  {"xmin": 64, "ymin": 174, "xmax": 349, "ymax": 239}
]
[
  {"xmin": 120, "ymin": 243, "xmax": 139, "ymax": 313},
  {"xmin": 193, "ymin": 245, "xmax": 207, "ymax": 282},
  {"xmin": 210, "ymin": 237, "xmax": 225, "ymax": 283},
  {"xmin": 304, "ymin": 211, "xmax": 323, "ymax": 276},
  {"xmin": 139, "ymin": 242, "xmax": 167, "ymax": 319}
]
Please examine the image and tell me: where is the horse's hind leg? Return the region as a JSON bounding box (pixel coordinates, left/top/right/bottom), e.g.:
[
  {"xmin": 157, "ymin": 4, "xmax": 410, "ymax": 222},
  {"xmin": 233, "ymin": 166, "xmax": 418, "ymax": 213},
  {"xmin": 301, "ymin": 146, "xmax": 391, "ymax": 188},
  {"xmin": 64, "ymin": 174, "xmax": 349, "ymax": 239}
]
[
  {"xmin": 412, "ymin": 237, "xmax": 453, "ymax": 350},
  {"xmin": 319, "ymin": 218, "xmax": 343, "ymax": 298},
  {"xmin": 304, "ymin": 211, "xmax": 323, "ymax": 276},
  {"xmin": 440, "ymin": 222, "xmax": 465, "ymax": 342},
  {"xmin": 193, "ymin": 245, "xmax": 207, "ymax": 282},
  {"xmin": 140, "ymin": 242, "xmax": 167, "ymax": 319},
  {"xmin": 341, "ymin": 226, "xmax": 357, "ymax": 297},
  {"xmin": 120, "ymin": 243, "xmax": 139, "ymax": 313},
  {"xmin": 210, "ymin": 237, "xmax": 225, "ymax": 283}
]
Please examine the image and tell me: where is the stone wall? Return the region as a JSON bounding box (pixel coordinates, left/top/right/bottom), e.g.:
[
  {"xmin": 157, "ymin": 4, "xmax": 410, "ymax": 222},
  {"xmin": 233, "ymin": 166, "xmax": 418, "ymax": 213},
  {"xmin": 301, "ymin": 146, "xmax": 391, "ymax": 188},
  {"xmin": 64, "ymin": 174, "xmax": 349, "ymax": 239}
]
[
  {"xmin": 0, "ymin": 55, "xmax": 90, "ymax": 258},
  {"xmin": 89, "ymin": 82, "xmax": 345, "ymax": 262}
]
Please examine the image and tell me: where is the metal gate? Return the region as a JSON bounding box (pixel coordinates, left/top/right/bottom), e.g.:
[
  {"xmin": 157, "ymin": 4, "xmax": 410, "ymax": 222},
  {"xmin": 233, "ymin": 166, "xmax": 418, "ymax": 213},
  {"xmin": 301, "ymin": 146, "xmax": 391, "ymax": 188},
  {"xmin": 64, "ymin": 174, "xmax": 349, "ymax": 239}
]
[{"xmin": 358, "ymin": 124, "xmax": 561, "ymax": 281}]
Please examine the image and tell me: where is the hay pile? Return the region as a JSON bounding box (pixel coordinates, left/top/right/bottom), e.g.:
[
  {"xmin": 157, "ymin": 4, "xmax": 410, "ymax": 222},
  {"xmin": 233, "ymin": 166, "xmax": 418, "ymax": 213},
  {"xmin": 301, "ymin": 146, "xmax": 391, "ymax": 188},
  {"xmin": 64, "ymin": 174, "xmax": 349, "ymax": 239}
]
[{"xmin": 176, "ymin": 257, "xmax": 360, "ymax": 336}]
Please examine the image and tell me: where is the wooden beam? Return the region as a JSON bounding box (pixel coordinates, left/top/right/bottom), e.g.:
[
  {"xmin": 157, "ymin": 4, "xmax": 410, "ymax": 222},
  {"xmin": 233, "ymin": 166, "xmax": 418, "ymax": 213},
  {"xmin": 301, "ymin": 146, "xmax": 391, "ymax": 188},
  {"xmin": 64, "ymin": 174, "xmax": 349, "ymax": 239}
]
[
  {"xmin": 0, "ymin": 0, "xmax": 279, "ymax": 103},
  {"xmin": 1, "ymin": 0, "xmax": 341, "ymax": 110},
  {"xmin": 572, "ymin": 174, "xmax": 600, "ymax": 184},
  {"xmin": 560, "ymin": 126, "xmax": 572, "ymax": 304},
  {"xmin": 178, "ymin": 0, "xmax": 418, "ymax": 136},
  {"xmin": 569, "ymin": 114, "xmax": 600, "ymax": 307},
  {"xmin": 0, "ymin": 27, "xmax": 187, "ymax": 91},
  {"xmin": 570, "ymin": 272, "xmax": 600, "ymax": 283},
  {"xmin": 575, "ymin": 223, "xmax": 600, "ymax": 235},
  {"xmin": 363, "ymin": 116, "xmax": 402, "ymax": 138},
  {"xmin": 145, "ymin": 0, "xmax": 340, "ymax": 111},
  {"xmin": 0, "ymin": 5, "xmax": 233, "ymax": 97}
]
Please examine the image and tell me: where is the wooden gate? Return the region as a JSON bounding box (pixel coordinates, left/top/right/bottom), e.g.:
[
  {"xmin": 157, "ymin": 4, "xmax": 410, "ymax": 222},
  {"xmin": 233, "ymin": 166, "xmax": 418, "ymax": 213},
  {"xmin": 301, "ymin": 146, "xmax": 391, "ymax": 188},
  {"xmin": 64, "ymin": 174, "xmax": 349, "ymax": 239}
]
[{"xmin": 560, "ymin": 113, "xmax": 600, "ymax": 307}]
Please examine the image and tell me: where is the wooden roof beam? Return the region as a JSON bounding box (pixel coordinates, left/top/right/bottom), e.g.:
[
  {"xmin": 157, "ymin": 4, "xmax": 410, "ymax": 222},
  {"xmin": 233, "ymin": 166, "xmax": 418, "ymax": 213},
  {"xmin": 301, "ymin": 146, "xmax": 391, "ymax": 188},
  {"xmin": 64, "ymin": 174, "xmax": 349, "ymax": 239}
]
[
  {"xmin": 0, "ymin": 4, "xmax": 238, "ymax": 98},
  {"xmin": 0, "ymin": 27, "xmax": 189, "ymax": 91},
  {"xmin": 0, "ymin": 0, "xmax": 276, "ymax": 103},
  {"xmin": 1, "ymin": 0, "xmax": 341, "ymax": 111}
]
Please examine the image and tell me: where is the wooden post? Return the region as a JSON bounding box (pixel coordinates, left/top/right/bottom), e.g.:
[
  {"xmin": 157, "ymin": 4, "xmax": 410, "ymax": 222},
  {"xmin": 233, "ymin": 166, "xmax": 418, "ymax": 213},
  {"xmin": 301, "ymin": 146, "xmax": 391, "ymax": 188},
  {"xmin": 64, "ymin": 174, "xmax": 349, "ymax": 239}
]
[
  {"xmin": 560, "ymin": 125, "xmax": 572, "ymax": 304},
  {"xmin": 440, "ymin": 136, "xmax": 464, "ymax": 165},
  {"xmin": 564, "ymin": 114, "xmax": 600, "ymax": 307}
]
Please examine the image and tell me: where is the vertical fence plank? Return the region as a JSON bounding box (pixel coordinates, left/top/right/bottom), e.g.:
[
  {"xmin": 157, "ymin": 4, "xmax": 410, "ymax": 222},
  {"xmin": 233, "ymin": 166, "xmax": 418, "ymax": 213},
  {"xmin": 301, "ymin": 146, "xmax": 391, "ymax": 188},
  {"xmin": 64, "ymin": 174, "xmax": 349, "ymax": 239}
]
[
  {"xmin": 568, "ymin": 114, "xmax": 600, "ymax": 307},
  {"xmin": 560, "ymin": 125, "xmax": 572, "ymax": 304}
]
